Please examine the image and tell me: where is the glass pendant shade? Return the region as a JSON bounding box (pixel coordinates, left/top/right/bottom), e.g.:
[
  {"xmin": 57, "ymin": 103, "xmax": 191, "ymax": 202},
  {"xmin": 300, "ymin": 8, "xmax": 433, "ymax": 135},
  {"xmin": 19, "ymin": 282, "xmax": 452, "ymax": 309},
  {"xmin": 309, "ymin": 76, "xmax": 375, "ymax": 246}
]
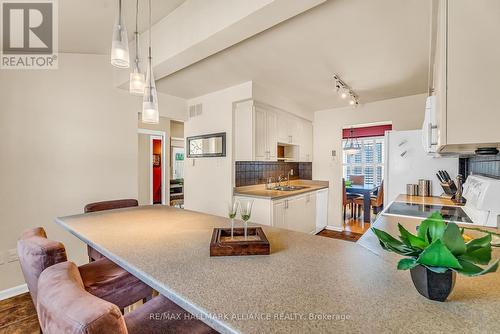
[
  {"xmin": 142, "ymin": 61, "xmax": 159, "ymax": 124},
  {"xmin": 343, "ymin": 128, "xmax": 361, "ymax": 155},
  {"xmin": 111, "ymin": 0, "xmax": 129, "ymax": 68},
  {"xmin": 129, "ymin": 63, "xmax": 145, "ymax": 95}
]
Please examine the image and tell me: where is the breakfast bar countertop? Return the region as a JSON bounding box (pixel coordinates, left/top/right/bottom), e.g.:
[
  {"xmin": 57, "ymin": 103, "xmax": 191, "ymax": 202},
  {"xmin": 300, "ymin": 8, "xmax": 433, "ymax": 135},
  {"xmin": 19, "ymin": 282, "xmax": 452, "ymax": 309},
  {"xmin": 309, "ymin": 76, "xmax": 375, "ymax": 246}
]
[
  {"xmin": 56, "ymin": 206, "xmax": 500, "ymax": 334},
  {"xmin": 233, "ymin": 179, "xmax": 328, "ymax": 200}
]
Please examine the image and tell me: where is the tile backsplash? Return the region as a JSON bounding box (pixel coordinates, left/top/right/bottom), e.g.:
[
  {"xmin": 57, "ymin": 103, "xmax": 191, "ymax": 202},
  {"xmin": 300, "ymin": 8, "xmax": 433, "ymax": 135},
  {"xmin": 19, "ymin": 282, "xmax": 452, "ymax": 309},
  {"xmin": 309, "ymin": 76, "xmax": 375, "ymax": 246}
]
[
  {"xmin": 235, "ymin": 161, "xmax": 312, "ymax": 187},
  {"xmin": 460, "ymin": 155, "xmax": 500, "ymax": 180}
]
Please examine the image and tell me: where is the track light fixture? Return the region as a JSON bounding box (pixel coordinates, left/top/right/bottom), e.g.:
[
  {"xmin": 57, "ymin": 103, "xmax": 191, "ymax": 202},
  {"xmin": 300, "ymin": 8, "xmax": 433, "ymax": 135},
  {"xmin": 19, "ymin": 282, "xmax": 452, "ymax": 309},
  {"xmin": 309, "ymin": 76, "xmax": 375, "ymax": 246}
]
[{"xmin": 333, "ymin": 74, "xmax": 359, "ymax": 107}]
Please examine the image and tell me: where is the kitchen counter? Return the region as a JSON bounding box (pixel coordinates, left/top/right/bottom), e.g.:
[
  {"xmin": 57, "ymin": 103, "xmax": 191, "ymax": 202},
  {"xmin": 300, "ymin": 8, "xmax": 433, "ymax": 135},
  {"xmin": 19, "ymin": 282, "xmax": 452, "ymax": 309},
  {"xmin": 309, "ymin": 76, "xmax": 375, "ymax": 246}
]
[
  {"xmin": 56, "ymin": 206, "xmax": 500, "ymax": 333},
  {"xmin": 395, "ymin": 194, "xmax": 456, "ymax": 206},
  {"xmin": 233, "ymin": 179, "xmax": 328, "ymax": 200}
]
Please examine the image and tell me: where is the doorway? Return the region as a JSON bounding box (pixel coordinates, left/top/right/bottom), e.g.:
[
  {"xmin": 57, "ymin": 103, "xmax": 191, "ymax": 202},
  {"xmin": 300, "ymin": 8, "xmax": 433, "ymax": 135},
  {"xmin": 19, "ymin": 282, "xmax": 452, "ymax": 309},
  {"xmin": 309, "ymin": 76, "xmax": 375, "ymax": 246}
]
[
  {"xmin": 342, "ymin": 122, "xmax": 391, "ymax": 234},
  {"xmin": 138, "ymin": 129, "xmax": 167, "ymax": 205},
  {"xmin": 169, "ymin": 121, "xmax": 184, "ymax": 208}
]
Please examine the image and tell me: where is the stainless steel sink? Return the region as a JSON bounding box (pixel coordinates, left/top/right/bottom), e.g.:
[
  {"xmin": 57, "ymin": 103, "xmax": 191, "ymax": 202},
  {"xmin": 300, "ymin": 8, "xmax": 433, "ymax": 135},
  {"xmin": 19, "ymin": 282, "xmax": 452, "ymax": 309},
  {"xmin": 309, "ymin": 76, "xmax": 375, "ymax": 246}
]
[{"xmin": 272, "ymin": 185, "xmax": 309, "ymax": 191}]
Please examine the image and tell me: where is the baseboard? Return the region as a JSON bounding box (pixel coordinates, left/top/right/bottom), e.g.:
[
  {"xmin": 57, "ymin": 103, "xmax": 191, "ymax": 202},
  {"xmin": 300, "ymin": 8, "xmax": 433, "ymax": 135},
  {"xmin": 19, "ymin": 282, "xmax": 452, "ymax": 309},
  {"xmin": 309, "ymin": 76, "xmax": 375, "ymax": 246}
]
[
  {"xmin": 324, "ymin": 225, "xmax": 343, "ymax": 232},
  {"xmin": 0, "ymin": 284, "xmax": 28, "ymax": 301}
]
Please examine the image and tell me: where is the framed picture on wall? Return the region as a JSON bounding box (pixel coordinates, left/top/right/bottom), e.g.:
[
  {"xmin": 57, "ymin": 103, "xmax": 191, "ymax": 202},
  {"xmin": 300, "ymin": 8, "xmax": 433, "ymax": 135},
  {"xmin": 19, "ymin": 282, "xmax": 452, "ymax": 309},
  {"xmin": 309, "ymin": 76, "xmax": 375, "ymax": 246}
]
[{"xmin": 153, "ymin": 154, "xmax": 161, "ymax": 167}]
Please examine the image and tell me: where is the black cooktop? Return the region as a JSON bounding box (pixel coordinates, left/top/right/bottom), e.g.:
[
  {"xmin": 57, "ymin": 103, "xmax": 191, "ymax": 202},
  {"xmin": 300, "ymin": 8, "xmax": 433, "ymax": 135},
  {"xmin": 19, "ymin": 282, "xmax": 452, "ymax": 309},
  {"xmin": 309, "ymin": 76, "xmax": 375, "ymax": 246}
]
[{"xmin": 384, "ymin": 202, "xmax": 473, "ymax": 224}]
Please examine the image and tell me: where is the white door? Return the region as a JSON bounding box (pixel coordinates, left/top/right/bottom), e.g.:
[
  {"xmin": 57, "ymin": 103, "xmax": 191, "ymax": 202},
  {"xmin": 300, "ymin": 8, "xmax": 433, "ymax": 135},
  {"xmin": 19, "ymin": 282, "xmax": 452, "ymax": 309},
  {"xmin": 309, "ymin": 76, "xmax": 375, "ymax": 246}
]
[
  {"xmin": 277, "ymin": 113, "xmax": 290, "ymax": 143},
  {"xmin": 266, "ymin": 110, "xmax": 278, "ymax": 161},
  {"xmin": 286, "ymin": 195, "xmax": 311, "ymax": 234},
  {"xmin": 273, "ymin": 200, "xmax": 286, "ymax": 228},
  {"xmin": 254, "ymin": 108, "xmax": 267, "ymax": 160}
]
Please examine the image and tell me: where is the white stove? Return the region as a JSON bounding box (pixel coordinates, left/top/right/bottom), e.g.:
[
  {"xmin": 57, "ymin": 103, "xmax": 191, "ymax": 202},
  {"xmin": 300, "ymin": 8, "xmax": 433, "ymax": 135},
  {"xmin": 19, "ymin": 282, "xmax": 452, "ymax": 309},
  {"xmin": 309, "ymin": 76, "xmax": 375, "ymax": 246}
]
[{"xmin": 462, "ymin": 175, "xmax": 500, "ymax": 228}]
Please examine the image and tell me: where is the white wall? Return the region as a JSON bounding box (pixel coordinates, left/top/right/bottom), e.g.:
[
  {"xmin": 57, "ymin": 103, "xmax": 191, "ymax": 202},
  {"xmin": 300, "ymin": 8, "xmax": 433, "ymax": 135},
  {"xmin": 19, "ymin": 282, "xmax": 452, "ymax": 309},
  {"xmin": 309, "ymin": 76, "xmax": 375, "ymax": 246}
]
[
  {"xmin": 313, "ymin": 94, "xmax": 427, "ymax": 230},
  {"xmin": 184, "ymin": 82, "xmax": 252, "ymax": 216},
  {"xmin": 0, "ymin": 53, "xmax": 184, "ymax": 291}
]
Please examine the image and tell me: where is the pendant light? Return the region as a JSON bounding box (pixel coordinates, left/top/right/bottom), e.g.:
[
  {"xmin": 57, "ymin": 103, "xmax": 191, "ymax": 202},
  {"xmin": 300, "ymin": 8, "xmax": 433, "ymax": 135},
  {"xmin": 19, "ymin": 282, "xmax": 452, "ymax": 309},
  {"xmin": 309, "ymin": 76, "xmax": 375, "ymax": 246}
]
[
  {"xmin": 343, "ymin": 127, "xmax": 361, "ymax": 155},
  {"xmin": 142, "ymin": 0, "xmax": 159, "ymax": 124},
  {"xmin": 129, "ymin": 0, "xmax": 145, "ymax": 95},
  {"xmin": 111, "ymin": 0, "xmax": 130, "ymax": 68}
]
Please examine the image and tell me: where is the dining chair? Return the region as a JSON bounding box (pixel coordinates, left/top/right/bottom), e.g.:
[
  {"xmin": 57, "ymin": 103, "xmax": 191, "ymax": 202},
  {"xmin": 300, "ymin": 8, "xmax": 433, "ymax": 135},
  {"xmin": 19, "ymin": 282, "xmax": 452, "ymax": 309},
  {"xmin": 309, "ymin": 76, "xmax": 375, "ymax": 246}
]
[
  {"xmin": 353, "ymin": 182, "xmax": 384, "ymax": 220},
  {"xmin": 17, "ymin": 227, "xmax": 152, "ymax": 312},
  {"xmin": 36, "ymin": 261, "xmax": 218, "ymax": 334},
  {"xmin": 349, "ymin": 175, "xmax": 365, "ymax": 185},
  {"xmin": 84, "ymin": 199, "xmax": 139, "ymax": 262},
  {"xmin": 342, "ymin": 178, "xmax": 355, "ymax": 220},
  {"xmin": 371, "ymin": 182, "xmax": 384, "ymax": 214}
]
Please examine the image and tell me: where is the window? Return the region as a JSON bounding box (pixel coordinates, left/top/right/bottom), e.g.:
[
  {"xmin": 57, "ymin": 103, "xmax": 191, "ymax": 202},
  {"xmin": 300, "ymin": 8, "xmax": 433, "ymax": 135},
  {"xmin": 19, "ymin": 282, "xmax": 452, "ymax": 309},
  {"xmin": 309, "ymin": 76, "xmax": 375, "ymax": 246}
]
[{"xmin": 343, "ymin": 136, "xmax": 384, "ymax": 186}]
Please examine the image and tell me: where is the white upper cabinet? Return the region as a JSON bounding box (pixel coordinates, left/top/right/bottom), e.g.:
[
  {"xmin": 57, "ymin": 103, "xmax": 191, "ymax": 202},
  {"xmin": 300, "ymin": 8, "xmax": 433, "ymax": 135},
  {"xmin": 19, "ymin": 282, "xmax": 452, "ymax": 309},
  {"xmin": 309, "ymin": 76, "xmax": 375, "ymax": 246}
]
[
  {"xmin": 234, "ymin": 100, "xmax": 313, "ymax": 162},
  {"xmin": 277, "ymin": 112, "xmax": 302, "ymax": 145},
  {"xmin": 234, "ymin": 101, "xmax": 277, "ymax": 161},
  {"xmin": 431, "ymin": 0, "xmax": 500, "ymax": 153},
  {"xmin": 299, "ymin": 120, "xmax": 313, "ymax": 162}
]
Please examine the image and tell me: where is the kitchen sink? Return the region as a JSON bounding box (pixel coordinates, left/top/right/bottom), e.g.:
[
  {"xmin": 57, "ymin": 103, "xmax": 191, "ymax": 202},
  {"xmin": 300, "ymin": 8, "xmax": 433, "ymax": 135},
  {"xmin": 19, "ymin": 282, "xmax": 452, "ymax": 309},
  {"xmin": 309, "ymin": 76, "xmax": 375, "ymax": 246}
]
[{"xmin": 272, "ymin": 185, "xmax": 309, "ymax": 191}]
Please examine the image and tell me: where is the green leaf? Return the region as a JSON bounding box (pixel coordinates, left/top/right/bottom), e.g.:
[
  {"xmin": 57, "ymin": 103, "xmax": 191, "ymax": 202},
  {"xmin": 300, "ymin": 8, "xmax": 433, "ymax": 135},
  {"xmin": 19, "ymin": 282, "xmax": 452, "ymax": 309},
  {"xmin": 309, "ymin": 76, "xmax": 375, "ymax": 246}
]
[
  {"xmin": 442, "ymin": 223, "xmax": 466, "ymax": 256},
  {"xmin": 466, "ymin": 234, "xmax": 492, "ymax": 253},
  {"xmin": 397, "ymin": 258, "xmax": 418, "ymax": 270},
  {"xmin": 422, "ymin": 265, "xmax": 450, "ymax": 274},
  {"xmin": 459, "ymin": 244, "xmax": 492, "ymax": 265},
  {"xmin": 417, "ymin": 212, "xmax": 446, "ymax": 243},
  {"xmin": 416, "ymin": 239, "xmax": 462, "ymax": 269},
  {"xmin": 398, "ymin": 224, "xmax": 428, "ymax": 250},
  {"xmin": 454, "ymin": 259, "xmax": 499, "ymax": 277},
  {"xmin": 371, "ymin": 228, "xmax": 416, "ymax": 255}
]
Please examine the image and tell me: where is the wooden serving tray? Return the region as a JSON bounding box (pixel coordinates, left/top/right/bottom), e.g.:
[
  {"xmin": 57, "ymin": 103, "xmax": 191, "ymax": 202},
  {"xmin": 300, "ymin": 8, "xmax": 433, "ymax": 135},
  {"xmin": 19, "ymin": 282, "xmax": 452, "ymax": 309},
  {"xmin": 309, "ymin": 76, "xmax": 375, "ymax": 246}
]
[{"xmin": 210, "ymin": 227, "xmax": 270, "ymax": 256}]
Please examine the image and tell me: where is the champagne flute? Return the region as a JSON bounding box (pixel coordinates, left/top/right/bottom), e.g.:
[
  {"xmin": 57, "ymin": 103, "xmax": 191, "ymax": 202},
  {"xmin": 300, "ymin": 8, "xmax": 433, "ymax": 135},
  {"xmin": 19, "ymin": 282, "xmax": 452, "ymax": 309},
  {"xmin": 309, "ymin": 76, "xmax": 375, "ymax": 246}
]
[
  {"xmin": 228, "ymin": 200, "xmax": 239, "ymax": 238},
  {"xmin": 239, "ymin": 199, "xmax": 253, "ymax": 239}
]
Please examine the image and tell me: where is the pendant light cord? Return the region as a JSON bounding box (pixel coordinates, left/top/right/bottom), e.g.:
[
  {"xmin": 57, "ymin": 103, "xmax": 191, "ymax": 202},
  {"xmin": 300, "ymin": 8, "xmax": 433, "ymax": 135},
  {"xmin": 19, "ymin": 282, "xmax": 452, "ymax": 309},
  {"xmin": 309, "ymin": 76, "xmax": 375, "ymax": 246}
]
[
  {"xmin": 149, "ymin": 0, "xmax": 152, "ymax": 59},
  {"xmin": 134, "ymin": 0, "xmax": 139, "ymax": 64}
]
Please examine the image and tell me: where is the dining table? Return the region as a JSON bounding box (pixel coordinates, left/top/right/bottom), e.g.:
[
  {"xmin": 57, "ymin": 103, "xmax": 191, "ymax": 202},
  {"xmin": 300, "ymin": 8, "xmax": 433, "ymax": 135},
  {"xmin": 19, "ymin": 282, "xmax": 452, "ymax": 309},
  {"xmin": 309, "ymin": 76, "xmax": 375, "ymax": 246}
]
[
  {"xmin": 54, "ymin": 205, "xmax": 500, "ymax": 334},
  {"xmin": 345, "ymin": 183, "xmax": 379, "ymax": 223}
]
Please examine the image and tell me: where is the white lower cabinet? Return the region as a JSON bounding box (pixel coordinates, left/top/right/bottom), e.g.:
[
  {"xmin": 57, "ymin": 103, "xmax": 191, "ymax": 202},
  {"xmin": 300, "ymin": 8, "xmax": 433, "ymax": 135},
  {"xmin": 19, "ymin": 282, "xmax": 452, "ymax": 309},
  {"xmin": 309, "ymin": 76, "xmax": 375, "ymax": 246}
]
[{"xmin": 236, "ymin": 189, "xmax": 328, "ymax": 234}]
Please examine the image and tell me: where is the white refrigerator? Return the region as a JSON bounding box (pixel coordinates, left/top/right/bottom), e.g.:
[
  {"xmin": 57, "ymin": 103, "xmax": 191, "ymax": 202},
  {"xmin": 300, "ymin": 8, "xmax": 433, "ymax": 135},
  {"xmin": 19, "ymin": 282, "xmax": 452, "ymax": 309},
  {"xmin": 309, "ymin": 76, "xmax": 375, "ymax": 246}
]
[{"xmin": 384, "ymin": 130, "xmax": 459, "ymax": 204}]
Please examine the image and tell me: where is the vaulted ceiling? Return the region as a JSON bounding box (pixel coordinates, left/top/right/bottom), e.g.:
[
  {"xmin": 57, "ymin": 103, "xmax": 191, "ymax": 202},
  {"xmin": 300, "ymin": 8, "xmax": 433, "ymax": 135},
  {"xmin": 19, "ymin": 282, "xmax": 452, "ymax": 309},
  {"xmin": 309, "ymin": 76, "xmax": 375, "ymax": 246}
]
[
  {"xmin": 156, "ymin": 0, "xmax": 431, "ymax": 112},
  {"xmin": 59, "ymin": 0, "xmax": 186, "ymax": 54},
  {"xmin": 60, "ymin": 0, "xmax": 431, "ymax": 113}
]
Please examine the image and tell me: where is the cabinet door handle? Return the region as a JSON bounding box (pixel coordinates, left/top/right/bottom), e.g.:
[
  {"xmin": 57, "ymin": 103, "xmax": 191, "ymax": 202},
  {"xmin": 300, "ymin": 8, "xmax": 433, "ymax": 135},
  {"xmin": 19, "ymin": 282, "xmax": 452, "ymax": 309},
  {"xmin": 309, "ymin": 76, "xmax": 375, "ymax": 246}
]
[{"xmin": 428, "ymin": 122, "xmax": 438, "ymax": 147}]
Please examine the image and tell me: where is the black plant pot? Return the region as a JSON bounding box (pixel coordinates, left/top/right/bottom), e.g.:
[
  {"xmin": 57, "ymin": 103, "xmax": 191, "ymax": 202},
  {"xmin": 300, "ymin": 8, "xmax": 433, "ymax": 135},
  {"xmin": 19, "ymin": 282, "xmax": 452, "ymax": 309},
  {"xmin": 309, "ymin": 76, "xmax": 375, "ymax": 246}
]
[{"xmin": 410, "ymin": 265, "xmax": 456, "ymax": 302}]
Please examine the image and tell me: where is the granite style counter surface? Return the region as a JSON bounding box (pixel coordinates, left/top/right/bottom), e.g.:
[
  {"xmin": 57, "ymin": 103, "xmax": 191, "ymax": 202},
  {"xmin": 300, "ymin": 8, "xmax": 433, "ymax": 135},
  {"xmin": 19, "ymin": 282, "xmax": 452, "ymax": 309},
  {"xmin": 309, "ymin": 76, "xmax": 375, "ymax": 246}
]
[
  {"xmin": 233, "ymin": 179, "xmax": 328, "ymax": 200},
  {"xmin": 56, "ymin": 206, "xmax": 500, "ymax": 334}
]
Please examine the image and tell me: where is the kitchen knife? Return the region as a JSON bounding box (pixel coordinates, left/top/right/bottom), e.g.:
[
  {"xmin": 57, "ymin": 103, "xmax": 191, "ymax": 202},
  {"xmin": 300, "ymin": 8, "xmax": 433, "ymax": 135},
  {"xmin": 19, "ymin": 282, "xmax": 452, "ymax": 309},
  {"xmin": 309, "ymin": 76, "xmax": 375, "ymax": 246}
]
[
  {"xmin": 439, "ymin": 170, "xmax": 448, "ymax": 182},
  {"xmin": 436, "ymin": 173, "xmax": 444, "ymax": 183},
  {"xmin": 443, "ymin": 170, "xmax": 452, "ymax": 182}
]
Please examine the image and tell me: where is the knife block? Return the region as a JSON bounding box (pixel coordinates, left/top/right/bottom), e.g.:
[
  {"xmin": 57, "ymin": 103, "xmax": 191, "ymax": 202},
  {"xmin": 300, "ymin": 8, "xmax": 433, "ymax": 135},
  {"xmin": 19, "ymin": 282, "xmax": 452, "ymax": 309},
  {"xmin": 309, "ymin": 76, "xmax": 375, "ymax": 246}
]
[{"xmin": 440, "ymin": 181, "xmax": 457, "ymax": 197}]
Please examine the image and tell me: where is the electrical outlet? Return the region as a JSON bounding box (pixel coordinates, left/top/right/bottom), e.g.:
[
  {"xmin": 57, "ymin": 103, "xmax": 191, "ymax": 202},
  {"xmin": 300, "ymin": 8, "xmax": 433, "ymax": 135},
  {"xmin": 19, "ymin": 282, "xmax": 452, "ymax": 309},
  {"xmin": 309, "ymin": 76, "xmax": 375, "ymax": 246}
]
[
  {"xmin": 290, "ymin": 169, "xmax": 294, "ymax": 176},
  {"xmin": 7, "ymin": 248, "xmax": 18, "ymax": 263}
]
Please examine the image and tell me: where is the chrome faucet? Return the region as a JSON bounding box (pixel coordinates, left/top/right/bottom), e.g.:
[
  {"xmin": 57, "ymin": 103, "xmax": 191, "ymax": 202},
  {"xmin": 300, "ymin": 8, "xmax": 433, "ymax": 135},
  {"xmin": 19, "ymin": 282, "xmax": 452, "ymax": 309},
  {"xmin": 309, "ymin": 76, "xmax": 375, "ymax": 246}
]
[
  {"xmin": 286, "ymin": 170, "xmax": 291, "ymax": 187},
  {"xmin": 277, "ymin": 175, "xmax": 286, "ymax": 187}
]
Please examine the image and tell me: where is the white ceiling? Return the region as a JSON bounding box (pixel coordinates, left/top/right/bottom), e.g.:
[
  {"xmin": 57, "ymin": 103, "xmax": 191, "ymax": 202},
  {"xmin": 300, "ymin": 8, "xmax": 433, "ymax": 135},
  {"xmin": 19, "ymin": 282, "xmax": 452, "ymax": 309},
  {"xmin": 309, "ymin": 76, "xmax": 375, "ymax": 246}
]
[
  {"xmin": 156, "ymin": 0, "xmax": 431, "ymax": 112},
  {"xmin": 59, "ymin": 0, "xmax": 186, "ymax": 54}
]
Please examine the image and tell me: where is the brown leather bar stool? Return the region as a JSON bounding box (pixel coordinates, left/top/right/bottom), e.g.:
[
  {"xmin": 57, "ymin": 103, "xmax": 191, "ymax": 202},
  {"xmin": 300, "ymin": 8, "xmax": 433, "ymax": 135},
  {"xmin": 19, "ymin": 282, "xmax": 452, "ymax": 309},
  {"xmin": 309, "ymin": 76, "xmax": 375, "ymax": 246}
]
[
  {"xmin": 17, "ymin": 227, "xmax": 152, "ymax": 311},
  {"xmin": 84, "ymin": 199, "xmax": 139, "ymax": 262},
  {"xmin": 37, "ymin": 261, "xmax": 218, "ymax": 334}
]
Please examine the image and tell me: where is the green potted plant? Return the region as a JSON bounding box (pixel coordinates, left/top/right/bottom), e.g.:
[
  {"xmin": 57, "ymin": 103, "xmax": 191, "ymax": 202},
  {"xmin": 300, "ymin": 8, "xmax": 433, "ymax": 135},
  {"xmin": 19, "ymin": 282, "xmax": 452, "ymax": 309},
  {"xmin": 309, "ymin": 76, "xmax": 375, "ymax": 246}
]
[{"xmin": 372, "ymin": 212, "xmax": 499, "ymax": 301}]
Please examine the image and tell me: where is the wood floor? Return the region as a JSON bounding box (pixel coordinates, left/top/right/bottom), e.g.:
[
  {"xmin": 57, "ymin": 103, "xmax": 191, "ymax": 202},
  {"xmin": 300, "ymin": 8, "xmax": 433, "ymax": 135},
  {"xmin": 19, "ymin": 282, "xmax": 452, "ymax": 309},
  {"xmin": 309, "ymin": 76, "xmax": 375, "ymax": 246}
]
[{"xmin": 0, "ymin": 293, "xmax": 39, "ymax": 334}]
